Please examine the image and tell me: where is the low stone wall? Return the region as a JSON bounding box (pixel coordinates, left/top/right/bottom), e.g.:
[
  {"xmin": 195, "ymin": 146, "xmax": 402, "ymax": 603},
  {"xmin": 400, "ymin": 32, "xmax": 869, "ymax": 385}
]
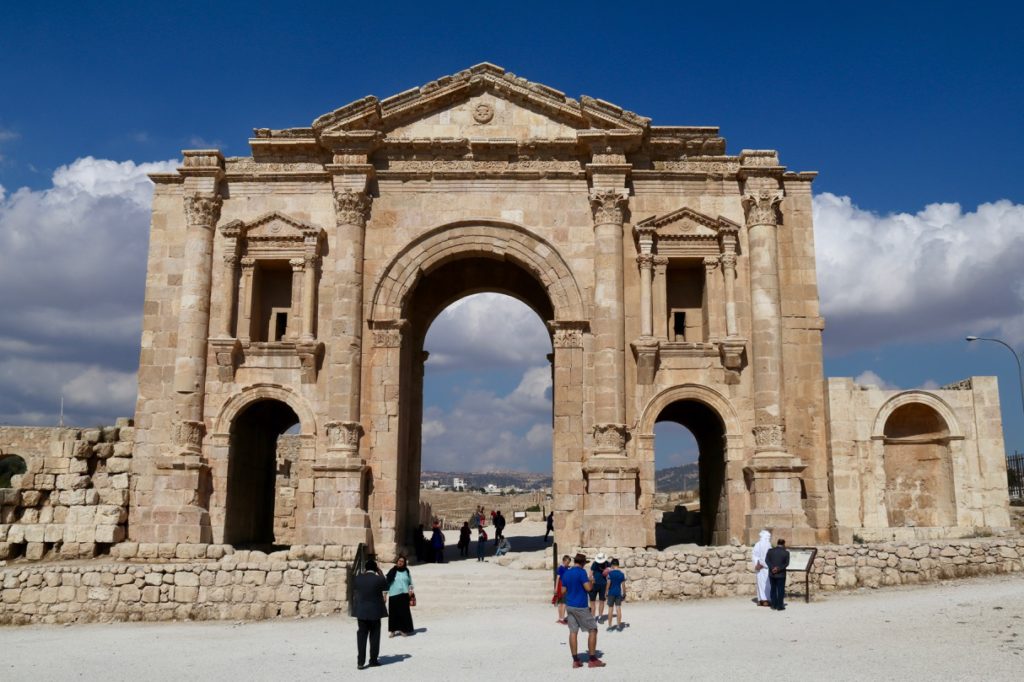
[
  {"xmin": 0, "ymin": 547, "xmax": 349, "ymax": 625},
  {"xmin": 586, "ymin": 537, "xmax": 1024, "ymax": 601}
]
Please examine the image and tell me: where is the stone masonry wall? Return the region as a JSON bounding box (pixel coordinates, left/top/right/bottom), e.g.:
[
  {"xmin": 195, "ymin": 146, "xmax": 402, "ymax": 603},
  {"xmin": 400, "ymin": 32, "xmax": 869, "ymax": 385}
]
[
  {"xmin": 0, "ymin": 545, "xmax": 348, "ymax": 625},
  {"xmin": 0, "ymin": 422, "xmax": 134, "ymax": 561},
  {"xmin": 585, "ymin": 537, "xmax": 1024, "ymax": 601}
]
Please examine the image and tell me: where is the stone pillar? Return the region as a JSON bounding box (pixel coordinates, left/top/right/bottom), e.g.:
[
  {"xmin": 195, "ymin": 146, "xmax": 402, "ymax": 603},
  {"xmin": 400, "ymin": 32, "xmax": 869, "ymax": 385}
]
[
  {"xmin": 720, "ymin": 253, "xmax": 738, "ymax": 337},
  {"xmin": 217, "ymin": 252, "xmax": 238, "ymax": 338},
  {"xmin": 703, "ymin": 256, "xmax": 723, "ymax": 339},
  {"xmin": 638, "ymin": 253, "xmax": 654, "ymax": 338},
  {"xmin": 171, "ymin": 192, "xmax": 222, "ymax": 458},
  {"xmin": 301, "ymin": 254, "xmax": 318, "ymax": 341},
  {"xmin": 288, "ymin": 258, "xmax": 304, "ymax": 340},
  {"xmin": 588, "ymin": 188, "xmax": 629, "ymax": 443},
  {"xmin": 741, "ymin": 185, "xmax": 812, "ymax": 543},
  {"xmin": 549, "ymin": 321, "xmax": 588, "ymax": 548},
  {"xmin": 237, "ymin": 257, "xmax": 256, "ymax": 344},
  {"xmin": 653, "ymin": 256, "xmax": 669, "ymax": 340}
]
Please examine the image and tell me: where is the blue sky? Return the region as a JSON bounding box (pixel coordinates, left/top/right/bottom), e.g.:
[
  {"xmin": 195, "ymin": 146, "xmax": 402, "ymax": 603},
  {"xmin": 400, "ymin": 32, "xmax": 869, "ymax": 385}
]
[{"xmin": 1, "ymin": 1, "xmax": 1022, "ymax": 471}]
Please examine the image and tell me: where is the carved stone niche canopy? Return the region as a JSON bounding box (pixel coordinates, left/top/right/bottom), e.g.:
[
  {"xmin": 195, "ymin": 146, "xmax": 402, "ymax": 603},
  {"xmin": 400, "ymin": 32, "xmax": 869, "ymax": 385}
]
[
  {"xmin": 217, "ymin": 212, "xmax": 326, "ymax": 382},
  {"xmin": 633, "ymin": 206, "xmax": 742, "ymax": 259}
]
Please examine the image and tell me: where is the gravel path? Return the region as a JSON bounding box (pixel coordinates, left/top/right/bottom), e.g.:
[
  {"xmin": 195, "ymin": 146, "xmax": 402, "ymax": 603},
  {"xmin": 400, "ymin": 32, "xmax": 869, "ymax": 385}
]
[{"xmin": 2, "ymin": 572, "xmax": 1022, "ymax": 680}]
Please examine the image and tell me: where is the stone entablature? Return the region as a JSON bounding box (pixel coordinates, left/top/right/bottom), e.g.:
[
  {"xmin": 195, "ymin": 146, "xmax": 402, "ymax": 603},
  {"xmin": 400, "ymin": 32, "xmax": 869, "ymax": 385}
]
[{"xmin": 124, "ymin": 62, "xmax": 1010, "ymax": 561}]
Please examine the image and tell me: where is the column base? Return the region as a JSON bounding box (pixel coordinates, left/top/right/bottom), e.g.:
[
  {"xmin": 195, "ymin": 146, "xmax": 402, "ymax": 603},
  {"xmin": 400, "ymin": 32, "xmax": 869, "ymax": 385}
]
[
  {"xmin": 582, "ymin": 510, "xmax": 647, "ymax": 548},
  {"xmin": 743, "ymin": 452, "xmax": 813, "ymax": 545}
]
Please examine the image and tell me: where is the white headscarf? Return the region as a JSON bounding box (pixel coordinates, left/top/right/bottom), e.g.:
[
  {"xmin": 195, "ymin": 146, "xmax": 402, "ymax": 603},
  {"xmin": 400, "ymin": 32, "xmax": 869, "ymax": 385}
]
[{"xmin": 752, "ymin": 529, "xmax": 771, "ymax": 568}]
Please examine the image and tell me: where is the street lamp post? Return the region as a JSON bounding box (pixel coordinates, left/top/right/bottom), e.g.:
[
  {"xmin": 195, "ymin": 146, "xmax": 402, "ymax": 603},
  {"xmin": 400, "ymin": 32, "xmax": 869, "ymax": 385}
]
[{"xmin": 965, "ymin": 335, "xmax": 1024, "ymax": 419}]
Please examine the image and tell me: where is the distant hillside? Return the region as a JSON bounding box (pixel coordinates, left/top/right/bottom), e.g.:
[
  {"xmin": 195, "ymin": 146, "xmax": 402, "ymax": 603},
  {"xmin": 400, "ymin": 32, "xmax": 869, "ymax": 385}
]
[
  {"xmin": 655, "ymin": 463, "xmax": 699, "ymax": 492},
  {"xmin": 420, "ymin": 463, "xmax": 698, "ymax": 492}
]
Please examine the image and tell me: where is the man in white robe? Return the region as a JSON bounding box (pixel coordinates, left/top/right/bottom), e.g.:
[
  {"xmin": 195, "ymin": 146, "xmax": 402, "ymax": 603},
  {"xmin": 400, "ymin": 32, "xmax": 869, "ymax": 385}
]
[{"xmin": 751, "ymin": 529, "xmax": 771, "ymax": 606}]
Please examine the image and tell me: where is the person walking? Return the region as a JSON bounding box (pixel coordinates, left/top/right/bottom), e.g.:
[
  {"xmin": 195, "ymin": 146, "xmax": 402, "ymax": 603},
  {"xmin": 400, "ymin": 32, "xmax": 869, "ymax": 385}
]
[
  {"xmin": 561, "ymin": 552, "xmax": 605, "ymax": 668},
  {"xmin": 494, "ymin": 510, "xmax": 506, "ymax": 542},
  {"xmin": 605, "ymin": 558, "xmax": 626, "ymax": 631},
  {"xmin": 765, "ymin": 538, "xmax": 791, "ymax": 611},
  {"xmin": 751, "ymin": 529, "xmax": 771, "ymax": 607},
  {"xmin": 352, "ymin": 559, "xmax": 388, "ymax": 670},
  {"xmin": 457, "ymin": 521, "xmax": 471, "ymax": 558},
  {"xmin": 430, "ymin": 522, "xmax": 445, "ymax": 564},
  {"xmin": 385, "ymin": 555, "xmax": 415, "ymax": 638},
  {"xmin": 544, "ymin": 511, "xmax": 554, "ymax": 542},
  {"xmin": 476, "ymin": 526, "xmax": 488, "ymax": 561},
  {"xmin": 589, "ymin": 552, "xmax": 609, "ymax": 622}
]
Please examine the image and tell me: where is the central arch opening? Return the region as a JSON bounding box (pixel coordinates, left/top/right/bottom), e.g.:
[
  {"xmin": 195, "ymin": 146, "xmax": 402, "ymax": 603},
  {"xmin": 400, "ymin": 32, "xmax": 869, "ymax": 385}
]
[
  {"xmin": 225, "ymin": 399, "xmax": 299, "ymax": 548},
  {"xmin": 396, "ymin": 256, "xmax": 555, "ymax": 562},
  {"xmin": 653, "ymin": 399, "xmax": 728, "ymax": 547}
]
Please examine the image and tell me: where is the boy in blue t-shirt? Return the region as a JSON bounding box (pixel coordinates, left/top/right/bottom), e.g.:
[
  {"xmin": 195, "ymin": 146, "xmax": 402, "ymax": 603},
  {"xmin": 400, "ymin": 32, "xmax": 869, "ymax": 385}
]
[
  {"xmin": 560, "ymin": 553, "xmax": 606, "ymax": 668},
  {"xmin": 605, "ymin": 558, "xmax": 627, "ymax": 631}
]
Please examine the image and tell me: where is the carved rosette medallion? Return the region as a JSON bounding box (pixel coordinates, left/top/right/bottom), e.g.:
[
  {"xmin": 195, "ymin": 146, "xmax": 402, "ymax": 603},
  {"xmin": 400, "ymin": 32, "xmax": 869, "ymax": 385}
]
[
  {"xmin": 325, "ymin": 420, "xmax": 363, "ymax": 455},
  {"xmin": 472, "ymin": 102, "xmax": 495, "ymax": 123},
  {"xmin": 174, "ymin": 419, "xmax": 206, "ymax": 454},
  {"xmin": 753, "ymin": 421, "xmax": 786, "ymax": 452},
  {"xmin": 589, "ymin": 189, "xmax": 629, "ymax": 226},
  {"xmin": 184, "ymin": 194, "xmax": 223, "ymax": 229},
  {"xmin": 592, "ymin": 423, "xmax": 629, "ymax": 454},
  {"xmin": 741, "ymin": 189, "xmax": 783, "ymax": 228},
  {"xmin": 333, "ymin": 189, "xmax": 372, "ymax": 228}
]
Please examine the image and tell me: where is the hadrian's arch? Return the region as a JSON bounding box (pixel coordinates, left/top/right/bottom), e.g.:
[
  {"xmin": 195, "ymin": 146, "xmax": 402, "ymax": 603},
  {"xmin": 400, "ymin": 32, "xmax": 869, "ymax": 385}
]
[
  {"xmin": 365, "ymin": 221, "xmax": 587, "ymax": 557},
  {"xmin": 872, "ymin": 392, "xmax": 963, "ymax": 529},
  {"xmin": 637, "ymin": 384, "xmax": 745, "ymax": 547}
]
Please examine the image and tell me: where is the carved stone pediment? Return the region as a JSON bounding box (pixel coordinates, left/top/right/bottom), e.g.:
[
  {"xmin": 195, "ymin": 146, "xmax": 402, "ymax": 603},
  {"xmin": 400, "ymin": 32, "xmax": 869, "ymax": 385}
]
[
  {"xmin": 634, "ymin": 207, "xmax": 741, "ymax": 258},
  {"xmin": 220, "ymin": 211, "xmax": 323, "ymax": 243},
  {"xmin": 310, "ymin": 63, "xmax": 650, "ymax": 141}
]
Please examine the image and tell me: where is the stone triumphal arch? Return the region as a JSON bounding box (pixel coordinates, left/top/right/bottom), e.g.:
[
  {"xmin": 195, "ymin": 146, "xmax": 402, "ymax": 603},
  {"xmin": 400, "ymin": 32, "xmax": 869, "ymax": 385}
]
[{"xmin": 128, "ymin": 63, "xmax": 1011, "ymax": 560}]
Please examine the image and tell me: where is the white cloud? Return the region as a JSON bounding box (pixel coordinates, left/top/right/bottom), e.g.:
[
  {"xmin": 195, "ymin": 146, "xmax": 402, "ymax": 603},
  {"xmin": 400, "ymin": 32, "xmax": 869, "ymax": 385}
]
[
  {"xmin": 814, "ymin": 193, "xmax": 1024, "ymax": 350},
  {"xmin": 425, "ymin": 293, "xmax": 551, "ymax": 369},
  {"xmin": 0, "ymin": 156, "xmax": 177, "ymax": 426},
  {"xmin": 421, "ymin": 419, "xmax": 446, "ymax": 440},
  {"xmin": 853, "ymin": 370, "xmax": 897, "ymax": 390}
]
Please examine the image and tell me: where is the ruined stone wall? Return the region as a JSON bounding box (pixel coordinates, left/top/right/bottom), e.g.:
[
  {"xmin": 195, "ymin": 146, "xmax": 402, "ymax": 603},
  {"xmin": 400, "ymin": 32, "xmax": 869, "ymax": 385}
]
[
  {"xmin": 585, "ymin": 537, "xmax": 1024, "ymax": 601},
  {"xmin": 0, "ymin": 422, "xmax": 133, "ymax": 561},
  {"xmin": 826, "ymin": 377, "xmax": 1011, "ymax": 543},
  {"xmin": 0, "ymin": 547, "xmax": 347, "ymax": 625},
  {"xmin": 273, "ymin": 435, "xmax": 301, "ymax": 544}
]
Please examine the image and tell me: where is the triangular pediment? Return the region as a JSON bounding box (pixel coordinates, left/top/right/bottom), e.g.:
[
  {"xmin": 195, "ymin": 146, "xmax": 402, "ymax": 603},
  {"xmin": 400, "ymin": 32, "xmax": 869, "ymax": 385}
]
[
  {"xmin": 635, "ymin": 207, "xmax": 740, "ymax": 241},
  {"xmin": 220, "ymin": 212, "xmax": 323, "ymax": 241},
  {"xmin": 311, "ymin": 63, "xmax": 650, "ymax": 140}
]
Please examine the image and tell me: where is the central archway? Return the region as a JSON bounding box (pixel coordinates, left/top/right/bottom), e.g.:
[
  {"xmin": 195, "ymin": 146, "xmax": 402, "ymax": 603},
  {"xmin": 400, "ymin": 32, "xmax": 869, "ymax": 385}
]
[{"xmin": 365, "ymin": 221, "xmax": 587, "ymax": 559}]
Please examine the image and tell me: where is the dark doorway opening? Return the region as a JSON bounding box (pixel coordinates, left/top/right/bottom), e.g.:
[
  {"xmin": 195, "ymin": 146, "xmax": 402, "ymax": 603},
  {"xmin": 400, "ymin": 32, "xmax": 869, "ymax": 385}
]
[
  {"xmin": 653, "ymin": 399, "xmax": 727, "ymax": 548},
  {"xmin": 225, "ymin": 399, "xmax": 299, "ymax": 549}
]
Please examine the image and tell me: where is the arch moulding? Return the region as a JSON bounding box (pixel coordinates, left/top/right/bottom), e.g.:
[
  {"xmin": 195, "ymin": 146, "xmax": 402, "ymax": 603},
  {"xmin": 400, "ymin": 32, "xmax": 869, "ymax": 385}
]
[
  {"xmin": 368, "ymin": 220, "xmax": 587, "ymax": 323},
  {"xmin": 637, "ymin": 383, "xmax": 742, "ymax": 438},
  {"xmin": 212, "ymin": 383, "xmax": 317, "ymax": 438},
  {"xmin": 870, "ymin": 390, "xmax": 965, "ymax": 441}
]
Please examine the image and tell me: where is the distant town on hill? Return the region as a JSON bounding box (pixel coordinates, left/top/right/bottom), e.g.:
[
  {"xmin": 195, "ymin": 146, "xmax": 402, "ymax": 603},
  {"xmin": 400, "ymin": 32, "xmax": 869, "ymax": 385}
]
[{"xmin": 421, "ymin": 463, "xmax": 698, "ymax": 492}]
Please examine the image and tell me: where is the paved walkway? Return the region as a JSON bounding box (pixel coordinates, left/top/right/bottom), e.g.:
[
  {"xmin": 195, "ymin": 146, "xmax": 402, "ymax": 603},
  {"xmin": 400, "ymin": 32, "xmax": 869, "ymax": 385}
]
[{"xmin": 3, "ymin": 572, "xmax": 1022, "ymax": 680}]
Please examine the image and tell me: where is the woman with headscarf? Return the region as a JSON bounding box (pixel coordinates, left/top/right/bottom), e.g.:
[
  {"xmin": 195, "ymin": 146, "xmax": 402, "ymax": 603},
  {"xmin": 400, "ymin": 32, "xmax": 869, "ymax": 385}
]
[
  {"xmin": 385, "ymin": 555, "xmax": 415, "ymax": 637},
  {"xmin": 751, "ymin": 529, "xmax": 771, "ymax": 607}
]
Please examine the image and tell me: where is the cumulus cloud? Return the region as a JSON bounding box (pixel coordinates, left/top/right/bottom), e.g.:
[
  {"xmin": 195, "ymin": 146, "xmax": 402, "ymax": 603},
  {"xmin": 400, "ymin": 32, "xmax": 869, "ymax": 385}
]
[
  {"xmin": 814, "ymin": 193, "xmax": 1024, "ymax": 352},
  {"xmin": 425, "ymin": 293, "xmax": 552, "ymax": 369},
  {"xmin": 0, "ymin": 156, "xmax": 177, "ymax": 426},
  {"xmin": 853, "ymin": 370, "xmax": 897, "ymax": 390}
]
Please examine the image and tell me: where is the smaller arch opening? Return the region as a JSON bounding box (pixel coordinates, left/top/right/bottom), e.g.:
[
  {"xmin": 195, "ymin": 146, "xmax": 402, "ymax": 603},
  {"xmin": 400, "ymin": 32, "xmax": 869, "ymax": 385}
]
[
  {"xmin": 882, "ymin": 402, "xmax": 955, "ymax": 528},
  {"xmin": 653, "ymin": 399, "xmax": 728, "ymax": 547},
  {"xmin": 225, "ymin": 399, "xmax": 300, "ymax": 548},
  {"xmin": 0, "ymin": 454, "xmax": 28, "ymax": 488}
]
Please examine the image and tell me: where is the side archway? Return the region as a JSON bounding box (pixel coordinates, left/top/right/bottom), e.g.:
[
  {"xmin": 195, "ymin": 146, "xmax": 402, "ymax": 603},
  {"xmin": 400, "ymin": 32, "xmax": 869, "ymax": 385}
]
[{"xmin": 213, "ymin": 383, "xmax": 317, "ymax": 438}]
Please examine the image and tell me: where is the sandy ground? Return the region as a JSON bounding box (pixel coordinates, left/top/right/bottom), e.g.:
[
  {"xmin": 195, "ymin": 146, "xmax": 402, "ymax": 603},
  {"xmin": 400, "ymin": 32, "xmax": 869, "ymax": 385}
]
[{"xmin": 3, "ymin": 571, "xmax": 1023, "ymax": 681}]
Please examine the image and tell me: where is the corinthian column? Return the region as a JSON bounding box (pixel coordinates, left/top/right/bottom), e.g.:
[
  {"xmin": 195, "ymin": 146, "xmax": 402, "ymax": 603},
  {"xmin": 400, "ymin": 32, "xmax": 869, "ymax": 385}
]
[
  {"xmin": 172, "ymin": 193, "xmax": 222, "ymax": 455},
  {"xmin": 301, "ymin": 254, "xmax": 318, "ymax": 341},
  {"xmin": 741, "ymin": 186, "xmax": 812, "ymax": 544},
  {"xmin": 742, "ymin": 188, "xmax": 786, "ymax": 451},
  {"xmin": 589, "ymin": 188, "xmax": 629, "ymax": 453}
]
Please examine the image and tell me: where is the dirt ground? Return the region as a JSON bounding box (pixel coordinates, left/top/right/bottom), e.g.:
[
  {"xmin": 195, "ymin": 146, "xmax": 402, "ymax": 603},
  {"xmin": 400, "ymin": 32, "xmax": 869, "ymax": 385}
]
[{"xmin": 3, "ymin": 570, "xmax": 1022, "ymax": 680}]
